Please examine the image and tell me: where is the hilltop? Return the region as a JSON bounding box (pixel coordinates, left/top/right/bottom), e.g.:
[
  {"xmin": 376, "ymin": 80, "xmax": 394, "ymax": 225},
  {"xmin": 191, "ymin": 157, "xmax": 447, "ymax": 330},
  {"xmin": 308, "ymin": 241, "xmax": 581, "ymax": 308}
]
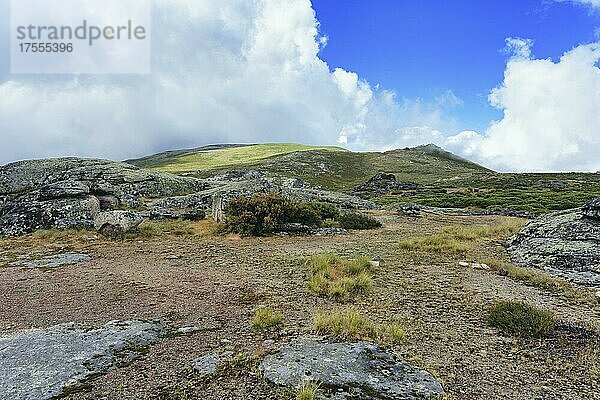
[{"xmin": 127, "ymin": 143, "xmax": 600, "ymax": 215}]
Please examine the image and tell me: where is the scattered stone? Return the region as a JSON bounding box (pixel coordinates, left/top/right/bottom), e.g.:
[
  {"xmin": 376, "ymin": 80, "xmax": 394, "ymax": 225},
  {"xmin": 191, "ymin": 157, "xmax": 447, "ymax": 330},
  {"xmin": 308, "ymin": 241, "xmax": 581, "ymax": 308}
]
[
  {"xmin": 94, "ymin": 211, "xmax": 143, "ymax": 239},
  {"xmin": 459, "ymin": 261, "xmax": 470, "ymax": 268},
  {"xmin": 194, "ymin": 354, "xmax": 220, "ymax": 376},
  {"xmin": 176, "ymin": 326, "xmax": 202, "ymax": 335},
  {"xmin": 351, "ymin": 173, "xmax": 419, "ymax": 199},
  {"xmin": 582, "ymin": 198, "xmax": 600, "ymax": 220},
  {"xmin": 398, "ymin": 202, "xmax": 422, "ymax": 217},
  {"xmin": 507, "ymin": 204, "xmax": 600, "ymax": 287},
  {"xmin": 9, "ymin": 253, "xmax": 90, "ymax": 269},
  {"xmin": 595, "ymin": 291, "xmax": 600, "ymax": 304},
  {"xmin": 96, "ymin": 195, "xmax": 120, "ymax": 211},
  {"xmin": 0, "ymin": 320, "xmax": 165, "ymax": 400},
  {"xmin": 260, "ymin": 338, "xmax": 444, "ymax": 400}
]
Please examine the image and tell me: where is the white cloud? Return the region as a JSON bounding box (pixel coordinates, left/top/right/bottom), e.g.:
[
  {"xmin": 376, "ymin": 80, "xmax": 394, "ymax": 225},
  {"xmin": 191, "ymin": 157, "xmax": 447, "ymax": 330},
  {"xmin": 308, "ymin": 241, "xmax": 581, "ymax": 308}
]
[
  {"xmin": 1, "ymin": 0, "xmax": 599, "ymax": 174},
  {"xmin": 569, "ymin": 0, "xmax": 600, "ymax": 8},
  {"xmin": 448, "ymin": 40, "xmax": 600, "ymax": 172}
]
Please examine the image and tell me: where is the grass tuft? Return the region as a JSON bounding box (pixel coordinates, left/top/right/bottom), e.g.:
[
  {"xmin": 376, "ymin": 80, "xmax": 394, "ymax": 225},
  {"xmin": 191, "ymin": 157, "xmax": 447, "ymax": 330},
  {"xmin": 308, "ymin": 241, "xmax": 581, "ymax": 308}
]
[
  {"xmin": 252, "ymin": 307, "xmax": 283, "ymax": 331},
  {"xmin": 306, "ymin": 254, "xmax": 373, "ymax": 301},
  {"xmin": 314, "ymin": 309, "xmax": 377, "ymax": 340},
  {"xmin": 486, "ymin": 300, "xmax": 555, "ymax": 338},
  {"xmin": 296, "ymin": 379, "xmax": 320, "ymax": 400}
]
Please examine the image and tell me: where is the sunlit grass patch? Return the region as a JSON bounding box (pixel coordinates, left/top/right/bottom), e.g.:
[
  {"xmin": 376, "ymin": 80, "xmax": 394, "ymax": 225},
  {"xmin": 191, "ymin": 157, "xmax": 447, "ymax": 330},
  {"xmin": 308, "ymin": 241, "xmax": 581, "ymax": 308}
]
[
  {"xmin": 296, "ymin": 379, "xmax": 321, "ymax": 400},
  {"xmin": 306, "ymin": 254, "xmax": 373, "ymax": 301},
  {"xmin": 252, "ymin": 307, "xmax": 283, "ymax": 331},
  {"xmin": 399, "ymin": 220, "xmax": 525, "ymax": 254},
  {"xmin": 314, "ymin": 309, "xmax": 408, "ymax": 345},
  {"xmin": 314, "ymin": 309, "xmax": 377, "ymax": 340}
]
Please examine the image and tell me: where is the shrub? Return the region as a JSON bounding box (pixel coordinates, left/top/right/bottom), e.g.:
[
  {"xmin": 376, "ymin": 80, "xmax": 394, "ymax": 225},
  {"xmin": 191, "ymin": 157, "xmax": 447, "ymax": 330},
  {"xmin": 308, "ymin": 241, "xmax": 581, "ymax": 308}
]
[
  {"xmin": 486, "ymin": 300, "xmax": 555, "ymax": 338},
  {"xmin": 338, "ymin": 213, "xmax": 382, "ymax": 230},
  {"xmin": 225, "ymin": 193, "xmax": 324, "ymax": 236},
  {"xmin": 306, "ymin": 254, "xmax": 373, "ymax": 301},
  {"xmin": 308, "ymin": 202, "xmax": 341, "ymax": 220},
  {"xmin": 314, "ymin": 309, "xmax": 377, "ymax": 340},
  {"xmin": 252, "ymin": 307, "xmax": 283, "ymax": 331}
]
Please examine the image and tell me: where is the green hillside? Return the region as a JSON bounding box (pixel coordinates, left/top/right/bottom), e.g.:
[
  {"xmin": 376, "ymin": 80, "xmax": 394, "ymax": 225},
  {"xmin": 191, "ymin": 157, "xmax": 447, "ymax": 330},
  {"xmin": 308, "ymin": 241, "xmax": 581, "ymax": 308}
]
[
  {"xmin": 129, "ymin": 143, "xmax": 347, "ymax": 173},
  {"xmin": 127, "ymin": 143, "xmax": 600, "ymax": 215}
]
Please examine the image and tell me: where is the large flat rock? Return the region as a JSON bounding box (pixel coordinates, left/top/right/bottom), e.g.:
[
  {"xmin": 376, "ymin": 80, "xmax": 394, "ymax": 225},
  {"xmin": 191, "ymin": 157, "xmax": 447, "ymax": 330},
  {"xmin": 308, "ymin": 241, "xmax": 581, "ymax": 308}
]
[
  {"xmin": 0, "ymin": 320, "xmax": 164, "ymax": 400},
  {"xmin": 260, "ymin": 337, "xmax": 444, "ymax": 399},
  {"xmin": 507, "ymin": 206, "xmax": 600, "ymax": 287}
]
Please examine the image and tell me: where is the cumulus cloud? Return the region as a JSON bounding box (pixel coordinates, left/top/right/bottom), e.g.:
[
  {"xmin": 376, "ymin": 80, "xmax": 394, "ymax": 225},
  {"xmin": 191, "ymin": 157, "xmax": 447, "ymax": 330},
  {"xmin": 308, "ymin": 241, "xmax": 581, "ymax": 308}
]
[
  {"xmin": 448, "ymin": 39, "xmax": 600, "ymax": 172},
  {"xmin": 0, "ymin": 0, "xmax": 448, "ymax": 164}
]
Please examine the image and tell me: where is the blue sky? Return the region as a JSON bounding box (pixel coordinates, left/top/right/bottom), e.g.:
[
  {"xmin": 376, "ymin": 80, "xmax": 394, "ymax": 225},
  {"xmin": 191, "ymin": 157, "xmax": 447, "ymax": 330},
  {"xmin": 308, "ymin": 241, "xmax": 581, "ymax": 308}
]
[{"xmin": 313, "ymin": 0, "xmax": 600, "ymax": 133}]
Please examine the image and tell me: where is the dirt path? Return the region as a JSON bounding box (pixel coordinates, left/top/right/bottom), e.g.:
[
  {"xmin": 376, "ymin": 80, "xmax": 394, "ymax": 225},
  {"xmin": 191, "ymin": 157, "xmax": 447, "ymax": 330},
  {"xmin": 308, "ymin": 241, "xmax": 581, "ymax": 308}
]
[{"xmin": 0, "ymin": 213, "xmax": 598, "ymax": 399}]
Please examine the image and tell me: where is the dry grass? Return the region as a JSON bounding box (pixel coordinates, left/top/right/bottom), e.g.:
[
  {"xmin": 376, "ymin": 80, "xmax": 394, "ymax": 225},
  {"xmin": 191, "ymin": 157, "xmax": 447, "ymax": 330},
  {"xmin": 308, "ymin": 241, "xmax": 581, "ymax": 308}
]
[
  {"xmin": 314, "ymin": 309, "xmax": 377, "ymax": 340},
  {"xmin": 306, "ymin": 254, "xmax": 373, "ymax": 301},
  {"xmin": 131, "ymin": 219, "xmax": 217, "ymax": 238},
  {"xmin": 399, "ymin": 220, "xmax": 524, "ymax": 254},
  {"xmin": 314, "ymin": 309, "xmax": 407, "ymax": 344},
  {"xmin": 296, "ymin": 380, "xmax": 320, "ymax": 400},
  {"xmin": 252, "ymin": 307, "xmax": 283, "ymax": 331},
  {"xmin": 484, "ymin": 259, "xmax": 599, "ymax": 306}
]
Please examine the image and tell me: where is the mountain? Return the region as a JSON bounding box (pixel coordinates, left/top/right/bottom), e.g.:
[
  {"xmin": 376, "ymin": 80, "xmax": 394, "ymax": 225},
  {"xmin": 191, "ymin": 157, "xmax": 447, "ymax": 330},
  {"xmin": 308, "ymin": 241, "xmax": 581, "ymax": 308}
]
[{"xmin": 127, "ymin": 143, "xmax": 600, "ymax": 215}]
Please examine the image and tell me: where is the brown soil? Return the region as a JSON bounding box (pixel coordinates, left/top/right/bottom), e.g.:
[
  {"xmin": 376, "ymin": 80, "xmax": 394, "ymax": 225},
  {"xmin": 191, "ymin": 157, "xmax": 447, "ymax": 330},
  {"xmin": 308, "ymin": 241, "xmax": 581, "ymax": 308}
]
[{"xmin": 0, "ymin": 212, "xmax": 598, "ymax": 400}]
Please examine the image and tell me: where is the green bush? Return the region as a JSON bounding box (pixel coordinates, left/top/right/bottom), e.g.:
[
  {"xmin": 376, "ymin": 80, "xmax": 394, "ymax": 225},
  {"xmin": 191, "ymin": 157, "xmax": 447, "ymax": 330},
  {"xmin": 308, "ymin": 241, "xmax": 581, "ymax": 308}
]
[
  {"xmin": 338, "ymin": 213, "xmax": 382, "ymax": 230},
  {"xmin": 225, "ymin": 193, "xmax": 323, "ymax": 236},
  {"xmin": 308, "ymin": 201, "xmax": 341, "ymax": 220},
  {"xmin": 486, "ymin": 300, "xmax": 555, "ymax": 338}
]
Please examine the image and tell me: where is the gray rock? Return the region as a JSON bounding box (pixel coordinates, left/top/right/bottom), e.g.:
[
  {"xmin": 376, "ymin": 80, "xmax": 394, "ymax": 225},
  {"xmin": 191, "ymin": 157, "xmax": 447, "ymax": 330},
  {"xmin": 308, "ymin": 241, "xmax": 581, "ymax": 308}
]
[
  {"xmin": 0, "ymin": 320, "xmax": 164, "ymax": 400},
  {"xmin": 94, "ymin": 211, "xmax": 143, "ymax": 238},
  {"xmin": 582, "ymin": 198, "xmax": 600, "ymax": 220},
  {"xmin": 96, "ymin": 195, "xmax": 120, "ymax": 211},
  {"xmin": 9, "ymin": 253, "xmax": 90, "ymax": 269},
  {"xmin": 180, "ymin": 209, "xmax": 206, "ymax": 221},
  {"xmin": 194, "ymin": 353, "xmax": 220, "ymax": 376},
  {"xmin": 260, "ymin": 338, "xmax": 444, "ymax": 399},
  {"xmin": 352, "ymin": 173, "xmax": 419, "ymax": 199},
  {"xmin": 0, "ymin": 158, "xmax": 205, "ymax": 237},
  {"xmin": 38, "ymin": 181, "xmax": 90, "ymax": 200},
  {"xmin": 0, "ymin": 194, "xmax": 100, "ymax": 236},
  {"xmin": 507, "ymin": 205, "xmax": 600, "ymax": 287}
]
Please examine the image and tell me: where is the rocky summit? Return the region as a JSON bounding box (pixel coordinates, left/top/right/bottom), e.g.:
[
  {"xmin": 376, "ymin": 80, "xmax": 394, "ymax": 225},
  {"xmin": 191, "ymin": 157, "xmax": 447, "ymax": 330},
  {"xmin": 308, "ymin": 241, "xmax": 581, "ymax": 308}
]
[
  {"xmin": 508, "ymin": 198, "xmax": 600, "ymax": 287},
  {"xmin": 261, "ymin": 338, "xmax": 444, "ymax": 399}
]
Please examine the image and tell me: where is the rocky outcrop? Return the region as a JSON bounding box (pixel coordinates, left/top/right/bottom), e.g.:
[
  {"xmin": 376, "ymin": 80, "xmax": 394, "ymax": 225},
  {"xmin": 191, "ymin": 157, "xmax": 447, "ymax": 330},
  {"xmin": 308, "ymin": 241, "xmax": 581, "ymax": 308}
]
[
  {"xmin": 0, "ymin": 320, "xmax": 165, "ymax": 400},
  {"xmin": 351, "ymin": 173, "xmax": 419, "ymax": 199},
  {"xmin": 507, "ymin": 199, "xmax": 600, "ymax": 287},
  {"xmin": 260, "ymin": 338, "xmax": 444, "ymax": 399},
  {"xmin": 0, "ymin": 158, "xmax": 205, "ymax": 236},
  {"xmin": 94, "ymin": 211, "xmax": 144, "ymax": 238}
]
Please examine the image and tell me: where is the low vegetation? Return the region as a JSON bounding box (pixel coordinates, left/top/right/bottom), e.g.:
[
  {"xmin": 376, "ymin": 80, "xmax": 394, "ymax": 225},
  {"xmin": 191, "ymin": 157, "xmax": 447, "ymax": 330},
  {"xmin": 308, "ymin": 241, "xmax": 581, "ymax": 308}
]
[
  {"xmin": 296, "ymin": 380, "xmax": 320, "ymax": 400},
  {"xmin": 485, "ymin": 259, "xmax": 598, "ymax": 306},
  {"xmin": 314, "ymin": 309, "xmax": 407, "ymax": 344},
  {"xmin": 225, "ymin": 193, "xmax": 381, "ymax": 236},
  {"xmin": 486, "ymin": 300, "xmax": 555, "ymax": 338},
  {"xmin": 252, "ymin": 307, "xmax": 283, "ymax": 331},
  {"xmin": 338, "ymin": 212, "xmax": 382, "ymax": 230},
  {"xmin": 128, "ymin": 220, "xmax": 215, "ymax": 238},
  {"xmin": 306, "ymin": 254, "xmax": 373, "ymax": 301},
  {"xmin": 314, "ymin": 309, "xmax": 377, "ymax": 340},
  {"xmin": 399, "ymin": 220, "xmax": 523, "ymax": 254}
]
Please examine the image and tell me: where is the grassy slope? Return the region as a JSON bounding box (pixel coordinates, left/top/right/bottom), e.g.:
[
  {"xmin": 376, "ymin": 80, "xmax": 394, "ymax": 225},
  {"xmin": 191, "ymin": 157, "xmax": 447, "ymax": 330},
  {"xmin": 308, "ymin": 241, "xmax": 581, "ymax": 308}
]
[
  {"xmin": 130, "ymin": 143, "xmax": 347, "ymax": 173},
  {"xmin": 127, "ymin": 143, "xmax": 600, "ymax": 215}
]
